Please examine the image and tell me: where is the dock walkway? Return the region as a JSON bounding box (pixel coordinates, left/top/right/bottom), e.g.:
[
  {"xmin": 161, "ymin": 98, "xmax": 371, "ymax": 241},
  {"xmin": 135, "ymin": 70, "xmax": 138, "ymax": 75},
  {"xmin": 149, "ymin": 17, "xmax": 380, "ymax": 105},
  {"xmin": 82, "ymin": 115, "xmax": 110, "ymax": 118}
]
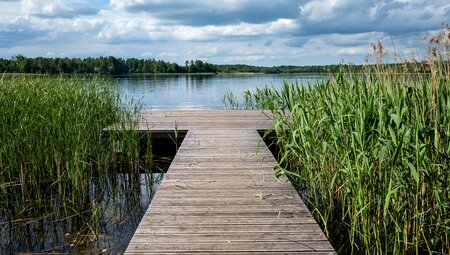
[{"xmin": 125, "ymin": 110, "xmax": 335, "ymax": 254}]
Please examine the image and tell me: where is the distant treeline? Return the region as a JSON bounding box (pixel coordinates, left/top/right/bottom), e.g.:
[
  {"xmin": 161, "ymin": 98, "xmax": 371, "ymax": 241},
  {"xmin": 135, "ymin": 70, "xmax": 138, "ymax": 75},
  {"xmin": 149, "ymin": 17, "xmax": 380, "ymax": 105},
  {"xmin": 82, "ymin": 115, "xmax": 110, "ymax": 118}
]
[
  {"xmin": 0, "ymin": 55, "xmax": 433, "ymax": 75},
  {"xmin": 0, "ymin": 56, "xmax": 216, "ymax": 75},
  {"xmin": 216, "ymin": 64, "xmax": 346, "ymax": 73}
]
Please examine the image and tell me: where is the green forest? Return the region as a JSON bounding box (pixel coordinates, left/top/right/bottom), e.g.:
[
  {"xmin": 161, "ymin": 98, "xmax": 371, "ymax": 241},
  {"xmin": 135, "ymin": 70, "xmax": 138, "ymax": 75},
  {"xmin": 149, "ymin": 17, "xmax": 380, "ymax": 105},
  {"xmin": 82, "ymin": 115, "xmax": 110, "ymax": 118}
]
[
  {"xmin": 0, "ymin": 55, "xmax": 433, "ymax": 75},
  {"xmin": 0, "ymin": 55, "xmax": 347, "ymax": 75},
  {"xmin": 0, "ymin": 55, "xmax": 215, "ymax": 75}
]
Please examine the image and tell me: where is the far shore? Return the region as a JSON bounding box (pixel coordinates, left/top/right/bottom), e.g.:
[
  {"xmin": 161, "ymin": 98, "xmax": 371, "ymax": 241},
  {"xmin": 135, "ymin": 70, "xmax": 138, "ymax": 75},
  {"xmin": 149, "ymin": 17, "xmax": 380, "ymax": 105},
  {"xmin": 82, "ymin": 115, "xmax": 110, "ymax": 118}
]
[{"xmin": 2, "ymin": 72, "xmax": 326, "ymax": 76}]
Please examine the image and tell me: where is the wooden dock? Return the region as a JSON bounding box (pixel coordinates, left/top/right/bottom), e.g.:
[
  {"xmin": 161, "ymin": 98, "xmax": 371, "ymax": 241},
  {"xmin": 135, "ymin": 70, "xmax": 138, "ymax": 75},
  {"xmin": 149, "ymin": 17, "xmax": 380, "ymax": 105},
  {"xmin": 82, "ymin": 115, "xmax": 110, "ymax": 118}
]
[{"xmin": 125, "ymin": 110, "xmax": 335, "ymax": 254}]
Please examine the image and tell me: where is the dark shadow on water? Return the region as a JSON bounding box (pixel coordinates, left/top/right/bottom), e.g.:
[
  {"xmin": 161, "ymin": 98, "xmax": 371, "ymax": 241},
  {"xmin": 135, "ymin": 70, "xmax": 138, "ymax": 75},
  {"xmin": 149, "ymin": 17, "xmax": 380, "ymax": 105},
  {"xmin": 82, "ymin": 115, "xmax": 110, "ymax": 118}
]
[{"xmin": 0, "ymin": 132, "xmax": 186, "ymax": 254}]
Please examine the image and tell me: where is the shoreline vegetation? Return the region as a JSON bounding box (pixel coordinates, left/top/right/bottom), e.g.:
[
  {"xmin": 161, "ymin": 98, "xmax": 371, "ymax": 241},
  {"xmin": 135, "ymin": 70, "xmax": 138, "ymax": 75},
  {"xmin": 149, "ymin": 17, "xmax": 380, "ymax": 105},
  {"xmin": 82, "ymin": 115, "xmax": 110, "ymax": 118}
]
[
  {"xmin": 0, "ymin": 75, "xmax": 155, "ymax": 253},
  {"xmin": 224, "ymin": 29, "xmax": 450, "ymax": 254},
  {"xmin": 0, "ymin": 55, "xmax": 435, "ymax": 75},
  {"xmin": 0, "ymin": 75, "xmax": 146, "ymax": 203}
]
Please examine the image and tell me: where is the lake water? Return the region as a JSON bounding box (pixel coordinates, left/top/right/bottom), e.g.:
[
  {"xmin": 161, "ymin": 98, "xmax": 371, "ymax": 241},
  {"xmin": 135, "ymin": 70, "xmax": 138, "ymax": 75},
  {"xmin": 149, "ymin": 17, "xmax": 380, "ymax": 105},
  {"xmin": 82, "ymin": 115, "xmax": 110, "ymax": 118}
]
[
  {"xmin": 116, "ymin": 73, "xmax": 323, "ymax": 110},
  {"xmin": 0, "ymin": 173, "xmax": 164, "ymax": 254}
]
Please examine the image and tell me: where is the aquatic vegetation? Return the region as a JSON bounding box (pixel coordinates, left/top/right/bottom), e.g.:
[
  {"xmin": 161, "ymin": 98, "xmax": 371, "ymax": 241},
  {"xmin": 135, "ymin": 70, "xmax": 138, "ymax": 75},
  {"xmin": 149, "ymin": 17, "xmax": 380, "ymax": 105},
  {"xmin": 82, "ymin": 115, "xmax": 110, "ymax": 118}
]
[
  {"xmin": 0, "ymin": 75, "xmax": 146, "ymax": 204},
  {"xmin": 0, "ymin": 75, "xmax": 153, "ymax": 252},
  {"xmin": 0, "ymin": 172, "xmax": 163, "ymax": 253},
  {"xmin": 225, "ymin": 29, "xmax": 450, "ymax": 254}
]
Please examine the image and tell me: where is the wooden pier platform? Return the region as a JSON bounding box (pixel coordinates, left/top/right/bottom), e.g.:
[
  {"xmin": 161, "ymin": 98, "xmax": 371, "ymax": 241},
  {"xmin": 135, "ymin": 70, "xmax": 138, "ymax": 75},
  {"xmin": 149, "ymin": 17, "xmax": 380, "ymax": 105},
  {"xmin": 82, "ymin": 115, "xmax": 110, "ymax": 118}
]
[{"xmin": 125, "ymin": 110, "xmax": 335, "ymax": 254}]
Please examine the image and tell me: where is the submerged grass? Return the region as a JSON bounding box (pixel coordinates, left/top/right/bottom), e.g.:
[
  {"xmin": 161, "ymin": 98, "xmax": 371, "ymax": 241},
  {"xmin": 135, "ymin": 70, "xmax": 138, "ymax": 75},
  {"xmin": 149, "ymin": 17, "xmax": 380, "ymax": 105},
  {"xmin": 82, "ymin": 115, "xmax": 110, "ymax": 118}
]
[
  {"xmin": 0, "ymin": 74, "xmax": 150, "ymax": 251},
  {"xmin": 225, "ymin": 29, "xmax": 450, "ymax": 254}
]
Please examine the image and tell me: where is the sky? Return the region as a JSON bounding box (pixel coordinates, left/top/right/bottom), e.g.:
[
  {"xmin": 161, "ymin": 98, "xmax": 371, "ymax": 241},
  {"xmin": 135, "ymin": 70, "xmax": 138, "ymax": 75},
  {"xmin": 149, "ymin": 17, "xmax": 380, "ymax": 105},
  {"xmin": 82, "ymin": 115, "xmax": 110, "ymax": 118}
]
[{"xmin": 0, "ymin": 0, "xmax": 448, "ymax": 66}]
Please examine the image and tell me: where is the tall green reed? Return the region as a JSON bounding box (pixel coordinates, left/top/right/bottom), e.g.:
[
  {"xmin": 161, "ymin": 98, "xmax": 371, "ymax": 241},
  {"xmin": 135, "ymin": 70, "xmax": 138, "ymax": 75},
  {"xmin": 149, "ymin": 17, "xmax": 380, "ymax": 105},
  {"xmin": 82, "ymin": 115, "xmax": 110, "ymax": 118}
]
[
  {"xmin": 0, "ymin": 74, "xmax": 147, "ymax": 212},
  {"xmin": 225, "ymin": 29, "xmax": 450, "ymax": 254}
]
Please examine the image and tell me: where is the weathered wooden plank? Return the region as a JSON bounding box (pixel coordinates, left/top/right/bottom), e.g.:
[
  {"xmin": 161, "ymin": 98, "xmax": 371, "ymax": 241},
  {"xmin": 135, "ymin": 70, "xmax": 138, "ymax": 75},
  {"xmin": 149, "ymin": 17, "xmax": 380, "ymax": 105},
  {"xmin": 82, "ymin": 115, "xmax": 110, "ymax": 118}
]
[
  {"xmin": 135, "ymin": 122, "xmax": 273, "ymax": 130},
  {"xmin": 161, "ymin": 161, "xmax": 278, "ymax": 168},
  {"xmin": 149, "ymin": 194, "xmax": 300, "ymax": 202},
  {"xmin": 145, "ymin": 205, "xmax": 310, "ymax": 213},
  {"xmin": 163, "ymin": 172, "xmax": 276, "ymax": 178},
  {"xmin": 129, "ymin": 232, "xmax": 329, "ymax": 242},
  {"xmin": 126, "ymin": 252, "xmax": 335, "ymax": 255},
  {"xmin": 173, "ymin": 150, "xmax": 272, "ymax": 155},
  {"xmin": 124, "ymin": 110, "xmax": 335, "ymax": 254},
  {"xmin": 135, "ymin": 224, "xmax": 327, "ymax": 234},
  {"xmin": 172, "ymin": 155, "xmax": 274, "ymax": 162},
  {"xmin": 149, "ymin": 203, "xmax": 300, "ymax": 209},
  {"xmin": 125, "ymin": 242, "xmax": 335, "ymax": 252},
  {"xmin": 176, "ymin": 148, "xmax": 272, "ymax": 154},
  {"xmin": 153, "ymin": 189, "xmax": 297, "ymax": 199},
  {"xmin": 127, "ymin": 252, "xmax": 334, "ymax": 255},
  {"xmin": 139, "ymin": 109, "xmax": 273, "ymax": 117},
  {"xmin": 155, "ymin": 191, "xmax": 297, "ymax": 199},
  {"xmin": 138, "ymin": 217, "xmax": 319, "ymax": 225},
  {"xmin": 159, "ymin": 178, "xmax": 281, "ymax": 184},
  {"xmin": 162, "ymin": 172, "xmax": 277, "ymax": 178},
  {"xmin": 141, "ymin": 211, "xmax": 313, "ymax": 218},
  {"xmin": 157, "ymin": 183, "xmax": 292, "ymax": 191}
]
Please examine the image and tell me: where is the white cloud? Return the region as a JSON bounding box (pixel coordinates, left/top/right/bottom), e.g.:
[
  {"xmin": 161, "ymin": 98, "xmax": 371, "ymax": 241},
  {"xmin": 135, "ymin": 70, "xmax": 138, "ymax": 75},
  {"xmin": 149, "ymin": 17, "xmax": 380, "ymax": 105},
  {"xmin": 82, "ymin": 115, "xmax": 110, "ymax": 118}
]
[
  {"xmin": 110, "ymin": 0, "xmax": 300, "ymax": 26},
  {"xmin": 0, "ymin": 0, "xmax": 448, "ymax": 65},
  {"xmin": 336, "ymin": 46, "xmax": 370, "ymax": 55},
  {"xmin": 224, "ymin": 55, "xmax": 268, "ymax": 63},
  {"xmin": 158, "ymin": 52, "xmax": 178, "ymax": 58},
  {"xmin": 0, "ymin": 15, "xmax": 46, "ymax": 47},
  {"xmin": 22, "ymin": 0, "xmax": 70, "ymax": 16},
  {"xmin": 170, "ymin": 19, "xmax": 298, "ymax": 41},
  {"xmin": 0, "ymin": 1, "xmax": 22, "ymax": 20},
  {"xmin": 21, "ymin": 0, "xmax": 98, "ymax": 18},
  {"xmin": 297, "ymin": 0, "xmax": 449, "ymax": 35}
]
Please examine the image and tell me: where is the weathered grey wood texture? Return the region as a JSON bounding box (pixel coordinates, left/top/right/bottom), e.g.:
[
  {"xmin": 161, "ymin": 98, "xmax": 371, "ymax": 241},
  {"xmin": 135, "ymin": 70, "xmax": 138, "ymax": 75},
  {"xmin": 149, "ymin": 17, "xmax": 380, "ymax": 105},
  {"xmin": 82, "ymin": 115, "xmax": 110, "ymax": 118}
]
[{"xmin": 125, "ymin": 110, "xmax": 335, "ymax": 254}]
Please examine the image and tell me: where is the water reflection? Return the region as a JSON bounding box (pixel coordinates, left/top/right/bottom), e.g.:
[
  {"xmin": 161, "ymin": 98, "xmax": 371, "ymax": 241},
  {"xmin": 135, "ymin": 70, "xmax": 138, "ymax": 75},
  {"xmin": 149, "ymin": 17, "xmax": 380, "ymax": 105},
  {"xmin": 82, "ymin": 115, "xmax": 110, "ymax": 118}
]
[
  {"xmin": 0, "ymin": 173, "xmax": 163, "ymax": 254},
  {"xmin": 116, "ymin": 74, "xmax": 323, "ymax": 110}
]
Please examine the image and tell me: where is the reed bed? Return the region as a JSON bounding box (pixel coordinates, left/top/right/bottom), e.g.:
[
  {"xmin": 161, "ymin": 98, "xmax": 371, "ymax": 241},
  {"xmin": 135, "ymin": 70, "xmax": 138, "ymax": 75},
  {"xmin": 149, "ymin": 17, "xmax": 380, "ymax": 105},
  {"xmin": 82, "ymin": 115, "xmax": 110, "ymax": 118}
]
[
  {"xmin": 225, "ymin": 29, "xmax": 450, "ymax": 254},
  {"xmin": 0, "ymin": 74, "xmax": 150, "ymax": 250}
]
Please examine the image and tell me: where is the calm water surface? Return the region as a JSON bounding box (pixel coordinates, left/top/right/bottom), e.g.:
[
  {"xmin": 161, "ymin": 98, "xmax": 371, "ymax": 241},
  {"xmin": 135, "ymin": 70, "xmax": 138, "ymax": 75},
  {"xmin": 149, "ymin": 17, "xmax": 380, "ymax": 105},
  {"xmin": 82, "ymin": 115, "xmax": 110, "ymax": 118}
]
[
  {"xmin": 0, "ymin": 173, "xmax": 163, "ymax": 254},
  {"xmin": 116, "ymin": 73, "xmax": 324, "ymax": 109}
]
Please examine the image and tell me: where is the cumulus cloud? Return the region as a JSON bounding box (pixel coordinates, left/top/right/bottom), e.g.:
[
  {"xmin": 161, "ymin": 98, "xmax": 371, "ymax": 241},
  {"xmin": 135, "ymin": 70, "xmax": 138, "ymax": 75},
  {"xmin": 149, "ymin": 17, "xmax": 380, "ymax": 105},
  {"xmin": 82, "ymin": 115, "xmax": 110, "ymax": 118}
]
[
  {"xmin": 0, "ymin": 1, "xmax": 21, "ymax": 19},
  {"xmin": 94, "ymin": 15, "xmax": 298, "ymax": 43},
  {"xmin": 95, "ymin": 12, "xmax": 170, "ymax": 43},
  {"xmin": 110, "ymin": 0, "xmax": 300, "ymax": 26},
  {"xmin": 329, "ymin": 32, "xmax": 388, "ymax": 47},
  {"xmin": 21, "ymin": 0, "xmax": 99, "ymax": 18},
  {"xmin": 297, "ymin": 0, "xmax": 449, "ymax": 35},
  {"xmin": 170, "ymin": 19, "xmax": 296, "ymax": 41},
  {"xmin": 0, "ymin": 16, "xmax": 46, "ymax": 47}
]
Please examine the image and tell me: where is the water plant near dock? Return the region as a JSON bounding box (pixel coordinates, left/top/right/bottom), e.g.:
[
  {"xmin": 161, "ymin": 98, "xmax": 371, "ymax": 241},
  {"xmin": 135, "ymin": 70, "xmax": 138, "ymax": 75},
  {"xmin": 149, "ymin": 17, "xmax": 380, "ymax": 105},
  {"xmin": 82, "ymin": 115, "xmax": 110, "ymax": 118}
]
[
  {"xmin": 0, "ymin": 75, "xmax": 152, "ymax": 252},
  {"xmin": 225, "ymin": 28, "xmax": 450, "ymax": 254}
]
